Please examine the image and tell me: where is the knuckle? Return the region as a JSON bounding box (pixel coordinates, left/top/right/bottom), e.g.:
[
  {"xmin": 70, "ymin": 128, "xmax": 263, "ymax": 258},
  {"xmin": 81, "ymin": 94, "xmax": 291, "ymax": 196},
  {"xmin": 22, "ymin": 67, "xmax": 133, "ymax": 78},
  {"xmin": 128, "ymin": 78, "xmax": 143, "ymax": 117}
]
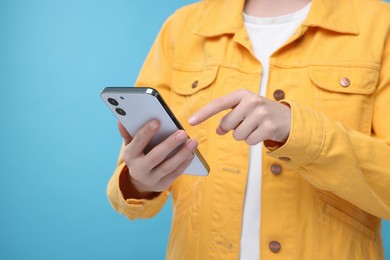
[
  {"xmin": 148, "ymin": 152, "xmax": 165, "ymax": 165},
  {"xmin": 159, "ymin": 164, "xmax": 173, "ymax": 175},
  {"xmin": 239, "ymin": 89, "xmax": 251, "ymax": 96},
  {"xmin": 132, "ymin": 136, "xmax": 146, "ymax": 149},
  {"xmin": 265, "ymin": 120, "xmax": 278, "ymax": 133},
  {"xmin": 254, "ymin": 109, "xmax": 265, "ymax": 118},
  {"xmin": 122, "ymin": 148, "xmax": 132, "ymax": 161},
  {"xmin": 249, "ymin": 96, "xmax": 262, "ymax": 108}
]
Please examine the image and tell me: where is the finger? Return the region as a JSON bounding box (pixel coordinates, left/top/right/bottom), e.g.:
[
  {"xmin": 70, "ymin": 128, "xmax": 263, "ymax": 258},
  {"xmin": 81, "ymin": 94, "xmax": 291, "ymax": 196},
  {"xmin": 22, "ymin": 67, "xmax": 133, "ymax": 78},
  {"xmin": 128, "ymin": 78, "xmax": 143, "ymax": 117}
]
[
  {"xmin": 216, "ymin": 124, "xmax": 229, "ymax": 135},
  {"xmin": 159, "ymin": 153, "xmax": 195, "ymax": 187},
  {"xmin": 216, "ymin": 102, "xmax": 247, "ymax": 135},
  {"xmin": 143, "ymin": 130, "xmax": 189, "ymax": 170},
  {"xmin": 117, "ymin": 121, "xmax": 133, "ymax": 145},
  {"xmin": 152, "ymin": 139, "xmax": 198, "ymax": 179},
  {"xmin": 231, "ymin": 117, "xmax": 258, "ymax": 142},
  {"xmin": 125, "ymin": 119, "xmax": 160, "ymax": 159},
  {"xmin": 245, "ymin": 127, "xmax": 266, "ymax": 145},
  {"xmin": 188, "ymin": 91, "xmax": 243, "ymax": 125}
]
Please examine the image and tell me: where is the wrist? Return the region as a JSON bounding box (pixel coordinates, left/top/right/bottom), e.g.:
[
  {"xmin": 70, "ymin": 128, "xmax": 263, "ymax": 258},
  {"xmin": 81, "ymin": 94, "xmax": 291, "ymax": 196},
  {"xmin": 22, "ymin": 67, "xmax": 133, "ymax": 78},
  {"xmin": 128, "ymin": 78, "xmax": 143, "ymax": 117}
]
[{"xmin": 119, "ymin": 168, "xmax": 160, "ymax": 200}]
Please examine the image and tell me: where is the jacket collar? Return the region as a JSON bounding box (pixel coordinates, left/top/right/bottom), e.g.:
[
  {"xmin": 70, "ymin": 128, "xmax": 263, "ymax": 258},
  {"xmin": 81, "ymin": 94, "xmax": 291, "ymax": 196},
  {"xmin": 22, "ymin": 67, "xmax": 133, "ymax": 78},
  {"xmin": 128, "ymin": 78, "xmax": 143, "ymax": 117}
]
[{"xmin": 195, "ymin": 0, "xmax": 359, "ymax": 37}]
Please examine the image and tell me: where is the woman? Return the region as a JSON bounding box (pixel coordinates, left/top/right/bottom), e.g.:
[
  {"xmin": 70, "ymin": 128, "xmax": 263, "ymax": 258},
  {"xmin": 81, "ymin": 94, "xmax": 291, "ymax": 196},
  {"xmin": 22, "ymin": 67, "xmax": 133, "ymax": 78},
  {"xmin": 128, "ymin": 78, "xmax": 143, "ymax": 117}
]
[{"xmin": 107, "ymin": 0, "xmax": 390, "ymax": 259}]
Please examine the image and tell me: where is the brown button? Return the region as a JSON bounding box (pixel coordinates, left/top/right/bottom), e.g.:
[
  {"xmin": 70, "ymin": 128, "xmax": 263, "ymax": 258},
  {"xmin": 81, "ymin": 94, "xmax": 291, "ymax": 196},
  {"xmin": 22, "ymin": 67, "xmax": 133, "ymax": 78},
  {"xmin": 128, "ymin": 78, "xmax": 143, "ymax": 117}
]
[
  {"xmin": 192, "ymin": 80, "xmax": 199, "ymax": 88},
  {"xmin": 273, "ymin": 89, "xmax": 285, "ymax": 101},
  {"xmin": 278, "ymin": 156, "xmax": 291, "ymax": 162},
  {"xmin": 269, "ymin": 241, "xmax": 281, "ymax": 253},
  {"xmin": 340, "ymin": 77, "xmax": 351, "ymax": 87},
  {"xmin": 270, "ymin": 164, "xmax": 282, "ymax": 175}
]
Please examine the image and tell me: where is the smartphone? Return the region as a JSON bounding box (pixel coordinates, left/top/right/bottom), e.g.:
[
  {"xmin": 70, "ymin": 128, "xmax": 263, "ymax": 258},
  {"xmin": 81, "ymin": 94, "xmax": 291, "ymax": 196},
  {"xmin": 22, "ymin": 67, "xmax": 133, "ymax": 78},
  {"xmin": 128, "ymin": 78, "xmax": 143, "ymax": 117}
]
[{"xmin": 101, "ymin": 87, "xmax": 210, "ymax": 176}]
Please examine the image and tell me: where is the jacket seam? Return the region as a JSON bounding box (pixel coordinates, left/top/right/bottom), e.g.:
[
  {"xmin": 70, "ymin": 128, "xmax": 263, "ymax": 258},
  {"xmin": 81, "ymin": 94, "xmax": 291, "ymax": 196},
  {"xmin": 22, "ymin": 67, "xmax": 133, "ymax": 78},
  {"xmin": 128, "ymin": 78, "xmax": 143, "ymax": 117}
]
[{"xmin": 300, "ymin": 112, "xmax": 326, "ymax": 168}]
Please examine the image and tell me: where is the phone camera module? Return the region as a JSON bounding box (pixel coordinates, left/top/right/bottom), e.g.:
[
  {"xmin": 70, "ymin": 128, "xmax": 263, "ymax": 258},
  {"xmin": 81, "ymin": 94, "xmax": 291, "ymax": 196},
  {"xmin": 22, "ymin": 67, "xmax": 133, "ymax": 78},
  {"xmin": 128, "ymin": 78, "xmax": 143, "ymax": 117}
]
[
  {"xmin": 115, "ymin": 108, "xmax": 126, "ymax": 116},
  {"xmin": 108, "ymin": 98, "xmax": 119, "ymax": 106}
]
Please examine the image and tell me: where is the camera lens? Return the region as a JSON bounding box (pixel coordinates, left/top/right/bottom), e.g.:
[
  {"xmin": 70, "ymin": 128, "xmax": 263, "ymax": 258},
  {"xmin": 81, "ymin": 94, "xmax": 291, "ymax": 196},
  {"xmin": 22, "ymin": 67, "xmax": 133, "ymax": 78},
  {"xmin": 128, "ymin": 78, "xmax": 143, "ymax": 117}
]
[
  {"xmin": 108, "ymin": 98, "xmax": 119, "ymax": 106},
  {"xmin": 115, "ymin": 108, "xmax": 126, "ymax": 116}
]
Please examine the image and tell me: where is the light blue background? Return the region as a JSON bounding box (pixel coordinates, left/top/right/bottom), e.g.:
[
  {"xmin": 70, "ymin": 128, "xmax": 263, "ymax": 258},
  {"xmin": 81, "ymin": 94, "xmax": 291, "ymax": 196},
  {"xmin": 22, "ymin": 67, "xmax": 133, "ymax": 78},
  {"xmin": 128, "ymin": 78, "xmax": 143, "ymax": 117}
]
[{"xmin": 0, "ymin": 1, "xmax": 389, "ymax": 259}]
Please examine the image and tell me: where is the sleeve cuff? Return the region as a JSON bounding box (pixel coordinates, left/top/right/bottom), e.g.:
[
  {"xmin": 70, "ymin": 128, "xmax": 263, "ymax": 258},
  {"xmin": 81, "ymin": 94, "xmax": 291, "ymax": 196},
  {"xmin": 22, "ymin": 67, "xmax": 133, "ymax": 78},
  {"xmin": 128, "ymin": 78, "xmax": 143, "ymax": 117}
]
[
  {"xmin": 107, "ymin": 162, "xmax": 170, "ymax": 220},
  {"xmin": 265, "ymin": 101, "xmax": 326, "ymax": 168}
]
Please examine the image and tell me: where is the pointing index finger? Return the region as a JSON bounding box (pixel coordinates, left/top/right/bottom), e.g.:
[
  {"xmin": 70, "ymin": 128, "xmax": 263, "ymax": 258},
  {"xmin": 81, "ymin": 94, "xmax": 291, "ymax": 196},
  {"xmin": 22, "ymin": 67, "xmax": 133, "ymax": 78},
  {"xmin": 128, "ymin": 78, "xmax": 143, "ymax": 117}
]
[{"xmin": 188, "ymin": 91, "xmax": 242, "ymax": 125}]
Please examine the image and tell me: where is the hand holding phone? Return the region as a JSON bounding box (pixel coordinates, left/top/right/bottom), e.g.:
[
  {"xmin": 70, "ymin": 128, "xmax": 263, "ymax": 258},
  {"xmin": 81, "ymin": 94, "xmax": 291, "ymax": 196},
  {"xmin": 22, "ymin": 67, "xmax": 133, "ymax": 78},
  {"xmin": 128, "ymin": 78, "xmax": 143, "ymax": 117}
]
[
  {"xmin": 117, "ymin": 119, "xmax": 198, "ymax": 197},
  {"xmin": 101, "ymin": 87, "xmax": 209, "ymax": 196}
]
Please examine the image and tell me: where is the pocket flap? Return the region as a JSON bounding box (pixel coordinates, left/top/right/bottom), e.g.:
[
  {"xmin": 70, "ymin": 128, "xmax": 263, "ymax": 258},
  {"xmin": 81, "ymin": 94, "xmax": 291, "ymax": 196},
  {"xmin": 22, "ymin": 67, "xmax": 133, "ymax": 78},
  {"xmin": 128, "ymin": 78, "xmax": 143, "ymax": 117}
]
[
  {"xmin": 172, "ymin": 66, "xmax": 219, "ymax": 95},
  {"xmin": 308, "ymin": 65, "xmax": 378, "ymax": 94}
]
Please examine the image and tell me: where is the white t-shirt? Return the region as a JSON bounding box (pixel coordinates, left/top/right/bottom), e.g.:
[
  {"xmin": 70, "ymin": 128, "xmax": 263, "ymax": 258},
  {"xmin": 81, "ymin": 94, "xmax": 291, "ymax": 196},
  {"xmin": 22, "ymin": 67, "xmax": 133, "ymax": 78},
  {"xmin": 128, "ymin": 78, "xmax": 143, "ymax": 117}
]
[{"xmin": 240, "ymin": 3, "xmax": 311, "ymax": 260}]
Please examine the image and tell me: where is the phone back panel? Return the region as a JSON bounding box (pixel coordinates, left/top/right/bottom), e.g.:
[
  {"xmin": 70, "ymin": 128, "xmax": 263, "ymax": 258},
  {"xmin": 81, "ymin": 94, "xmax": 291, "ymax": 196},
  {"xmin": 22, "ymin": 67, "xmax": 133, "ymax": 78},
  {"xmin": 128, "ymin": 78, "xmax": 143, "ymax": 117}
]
[{"xmin": 101, "ymin": 87, "xmax": 209, "ymax": 176}]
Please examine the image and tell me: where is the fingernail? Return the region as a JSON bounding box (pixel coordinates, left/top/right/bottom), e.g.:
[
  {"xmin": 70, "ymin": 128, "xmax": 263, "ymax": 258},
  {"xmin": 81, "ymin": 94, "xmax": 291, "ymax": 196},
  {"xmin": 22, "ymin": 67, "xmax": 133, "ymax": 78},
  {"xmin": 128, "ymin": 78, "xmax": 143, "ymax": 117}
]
[
  {"xmin": 149, "ymin": 120, "xmax": 159, "ymax": 130},
  {"xmin": 176, "ymin": 131, "xmax": 187, "ymax": 141},
  {"xmin": 188, "ymin": 116, "xmax": 197, "ymax": 125}
]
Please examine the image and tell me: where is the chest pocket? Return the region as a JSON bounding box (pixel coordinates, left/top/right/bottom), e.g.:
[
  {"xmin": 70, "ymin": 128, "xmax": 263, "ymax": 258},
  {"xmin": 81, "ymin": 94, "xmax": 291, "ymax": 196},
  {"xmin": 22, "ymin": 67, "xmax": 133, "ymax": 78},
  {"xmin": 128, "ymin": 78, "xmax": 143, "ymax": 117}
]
[
  {"xmin": 170, "ymin": 65, "xmax": 219, "ymax": 144},
  {"xmin": 308, "ymin": 65, "xmax": 379, "ymax": 134}
]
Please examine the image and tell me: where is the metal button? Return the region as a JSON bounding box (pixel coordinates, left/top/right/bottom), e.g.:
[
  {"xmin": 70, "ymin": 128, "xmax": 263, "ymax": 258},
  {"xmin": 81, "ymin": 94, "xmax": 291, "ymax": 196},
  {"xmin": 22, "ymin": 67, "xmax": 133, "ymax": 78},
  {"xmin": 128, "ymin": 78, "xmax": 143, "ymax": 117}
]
[
  {"xmin": 273, "ymin": 89, "xmax": 285, "ymax": 101},
  {"xmin": 340, "ymin": 77, "xmax": 351, "ymax": 87},
  {"xmin": 192, "ymin": 80, "xmax": 199, "ymax": 88},
  {"xmin": 269, "ymin": 241, "xmax": 281, "ymax": 253},
  {"xmin": 270, "ymin": 164, "xmax": 282, "ymax": 175},
  {"xmin": 278, "ymin": 157, "xmax": 291, "ymax": 162}
]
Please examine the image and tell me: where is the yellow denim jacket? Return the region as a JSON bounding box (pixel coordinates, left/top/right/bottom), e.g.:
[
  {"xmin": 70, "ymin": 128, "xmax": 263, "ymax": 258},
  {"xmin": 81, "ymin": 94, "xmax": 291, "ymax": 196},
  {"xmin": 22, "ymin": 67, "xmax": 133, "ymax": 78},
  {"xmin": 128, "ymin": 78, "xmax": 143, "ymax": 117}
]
[{"xmin": 107, "ymin": 0, "xmax": 390, "ymax": 259}]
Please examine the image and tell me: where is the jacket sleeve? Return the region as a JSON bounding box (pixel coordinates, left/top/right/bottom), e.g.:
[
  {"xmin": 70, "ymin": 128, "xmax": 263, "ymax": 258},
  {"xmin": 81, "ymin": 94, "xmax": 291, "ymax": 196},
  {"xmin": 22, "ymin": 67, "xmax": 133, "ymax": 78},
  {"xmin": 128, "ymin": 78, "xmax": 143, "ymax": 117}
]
[
  {"xmin": 267, "ymin": 33, "xmax": 390, "ymax": 220},
  {"xmin": 106, "ymin": 148, "xmax": 170, "ymax": 220},
  {"xmin": 106, "ymin": 13, "xmax": 177, "ymax": 220}
]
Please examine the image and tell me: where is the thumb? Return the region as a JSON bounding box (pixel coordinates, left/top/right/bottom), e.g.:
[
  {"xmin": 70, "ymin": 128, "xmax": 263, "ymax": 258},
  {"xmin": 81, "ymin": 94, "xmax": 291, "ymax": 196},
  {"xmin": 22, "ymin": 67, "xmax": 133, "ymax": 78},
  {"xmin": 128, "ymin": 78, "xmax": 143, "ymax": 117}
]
[{"xmin": 117, "ymin": 121, "xmax": 133, "ymax": 145}]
